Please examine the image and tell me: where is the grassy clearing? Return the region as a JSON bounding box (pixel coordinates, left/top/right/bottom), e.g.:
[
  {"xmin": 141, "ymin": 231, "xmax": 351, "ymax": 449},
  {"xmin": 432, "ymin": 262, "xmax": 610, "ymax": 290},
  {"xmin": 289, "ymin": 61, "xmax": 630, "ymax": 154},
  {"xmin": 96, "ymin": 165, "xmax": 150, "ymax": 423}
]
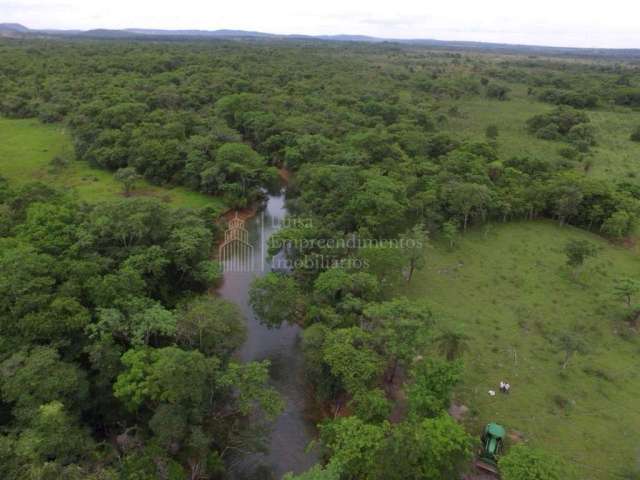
[
  {"xmin": 0, "ymin": 118, "xmax": 224, "ymax": 210},
  {"xmin": 444, "ymin": 84, "xmax": 640, "ymax": 181},
  {"xmin": 403, "ymin": 220, "xmax": 640, "ymax": 479}
]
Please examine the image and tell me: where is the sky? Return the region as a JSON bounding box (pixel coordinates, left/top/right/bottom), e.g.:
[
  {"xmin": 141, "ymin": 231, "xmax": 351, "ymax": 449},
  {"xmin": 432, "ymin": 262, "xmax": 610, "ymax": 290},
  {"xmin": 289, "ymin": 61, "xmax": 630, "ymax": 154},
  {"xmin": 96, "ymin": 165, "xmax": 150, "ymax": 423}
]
[{"xmin": 2, "ymin": 0, "xmax": 639, "ymax": 49}]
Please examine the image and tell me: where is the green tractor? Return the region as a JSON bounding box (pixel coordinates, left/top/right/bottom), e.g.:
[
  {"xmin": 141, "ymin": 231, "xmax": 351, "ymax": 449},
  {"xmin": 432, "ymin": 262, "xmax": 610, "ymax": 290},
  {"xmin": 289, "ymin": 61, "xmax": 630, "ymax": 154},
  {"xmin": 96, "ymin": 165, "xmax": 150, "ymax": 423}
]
[{"xmin": 476, "ymin": 423, "xmax": 506, "ymax": 475}]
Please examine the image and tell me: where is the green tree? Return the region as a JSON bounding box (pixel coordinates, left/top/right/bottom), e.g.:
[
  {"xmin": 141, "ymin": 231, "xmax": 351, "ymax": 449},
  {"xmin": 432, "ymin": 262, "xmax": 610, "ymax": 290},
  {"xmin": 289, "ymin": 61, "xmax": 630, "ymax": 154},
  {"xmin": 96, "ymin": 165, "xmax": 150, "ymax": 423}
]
[
  {"xmin": 114, "ymin": 166, "xmax": 141, "ymax": 197},
  {"xmin": 347, "ymin": 173, "xmax": 409, "ymax": 237},
  {"xmin": 613, "ymin": 277, "xmax": 640, "ymax": 308},
  {"xmin": 15, "ymin": 401, "xmax": 93, "ymax": 466},
  {"xmin": 350, "ymin": 389, "xmax": 392, "ymax": 423},
  {"xmin": 322, "ymin": 327, "xmax": 384, "ymax": 395},
  {"xmin": 556, "ymin": 330, "xmax": 588, "ymax": 370},
  {"xmin": 283, "ymin": 462, "xmax": 342, "ymax": 480},
  {"xmin": 250, "ymin": 272, "xmax": 305, "ymax": 328},
  {"xmin": 441, "ymin": 221, "xmax": 459, "ymax": 249},
  {"xmin": 376, "ymin": 415, "xmax": 472, "ymax": 480},
  {"xmin": 319, "ymin": 416, "xmax": 388, "ymax": 479},
  {"xmin": 602, "ymin": 210, "xmax": 634, "ymax": 238},
  {"xmin": 486, "ymin": 84, "xmax": 510, "ymax": 100},
  {"xmin": 407, "ymin": 358, "xmax": 463, "ymax": 417},
  {"xmin": 176, "ymin": 296, "xmax": 246, "ymax": 358},
  {"xmin": 399, "ymin": 223, "xmax": 429, "ymax": 283},
  {"xmin": 442, "ymin": 182, "xmax": 493, "ymax": 231},
  {"xmin": 357, "ymin": 244, "xmax": 405, "ymax": 286},
  {"xmin": 0, "ymin": 347, "xmax": 88, "ymax": 420},
  {"xmin": 434, "ymin": 328, "xmax": 470, "ymax": 361},
  {"xmin": 113, "ymin": 346, "xmax": 214, "ymax": 411},
  {"xmin": 364, "ymin": 298, "xmax": 433, "ymax": 382},
  {"xmin": 564, "ymin": 239, "xmax": 599, "ymax": 279}
]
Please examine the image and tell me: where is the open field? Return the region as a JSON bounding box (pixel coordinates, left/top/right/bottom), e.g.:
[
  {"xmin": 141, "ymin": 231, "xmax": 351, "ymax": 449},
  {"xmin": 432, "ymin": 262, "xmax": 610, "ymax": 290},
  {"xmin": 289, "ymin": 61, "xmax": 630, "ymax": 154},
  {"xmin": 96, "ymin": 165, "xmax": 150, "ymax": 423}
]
[
  {"xmin": 404, "ymin": 221, "xmax": 640, "ymax": 479},
  {"xmin": 0, "ymin": 117, "xmax": 225, "ymax": 210},
  {"xmin": 443, "ymin": 84, "xmax": 640, "ymax": 181}
]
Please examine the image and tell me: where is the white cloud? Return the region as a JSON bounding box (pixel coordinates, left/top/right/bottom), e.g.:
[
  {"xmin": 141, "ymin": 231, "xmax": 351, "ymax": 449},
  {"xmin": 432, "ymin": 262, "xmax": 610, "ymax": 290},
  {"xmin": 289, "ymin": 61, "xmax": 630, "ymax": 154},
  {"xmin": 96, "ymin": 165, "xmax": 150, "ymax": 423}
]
[{"xmin": 1, "ymin": 0, "xmax": 639, "ymax": 48}]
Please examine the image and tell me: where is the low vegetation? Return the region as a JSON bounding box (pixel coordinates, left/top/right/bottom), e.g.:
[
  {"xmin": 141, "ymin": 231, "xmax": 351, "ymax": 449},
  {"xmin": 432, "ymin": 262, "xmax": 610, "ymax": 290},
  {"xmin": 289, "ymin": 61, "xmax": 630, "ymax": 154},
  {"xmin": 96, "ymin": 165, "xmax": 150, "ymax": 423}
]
[{"xmin": 0, "ymin": 117, "xmax": 225, "ymax": 209}]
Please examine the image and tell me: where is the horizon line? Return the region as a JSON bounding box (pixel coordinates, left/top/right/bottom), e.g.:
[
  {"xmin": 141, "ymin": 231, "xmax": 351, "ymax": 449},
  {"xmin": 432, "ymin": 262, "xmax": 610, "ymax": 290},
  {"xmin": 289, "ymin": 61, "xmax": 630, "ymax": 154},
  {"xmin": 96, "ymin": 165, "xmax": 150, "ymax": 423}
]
[{"xmin": 3, "ymin": 22, "xmax": 640, "ymax": 51}]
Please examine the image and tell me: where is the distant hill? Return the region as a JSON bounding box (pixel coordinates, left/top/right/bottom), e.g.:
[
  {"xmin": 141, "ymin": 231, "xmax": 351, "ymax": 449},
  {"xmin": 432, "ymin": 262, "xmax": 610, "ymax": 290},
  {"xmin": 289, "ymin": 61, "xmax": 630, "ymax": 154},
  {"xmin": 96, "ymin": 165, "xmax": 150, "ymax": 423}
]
[
  {"xmin": 78, "ymin": 29, "xmax": 141, "ymax": 38},
  {"xmin": 124, "ymin": 28, "xmax": 277, "ymax": 38},
  {"xmin": 0, "ymin": 23, "xmax": 29, "ymax": 32},
  {"xmin": 0, "ymin": 23, "xmax": 30, "ymax": 37},
  {"xmin": 1, "ymin": 23, "xmax": 639, "ymax": 59}
]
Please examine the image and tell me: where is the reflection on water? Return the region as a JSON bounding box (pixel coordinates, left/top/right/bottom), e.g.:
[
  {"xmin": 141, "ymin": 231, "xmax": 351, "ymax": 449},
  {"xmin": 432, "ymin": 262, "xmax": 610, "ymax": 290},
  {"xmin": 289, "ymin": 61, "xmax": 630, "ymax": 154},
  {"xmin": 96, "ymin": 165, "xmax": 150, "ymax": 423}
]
[{"xmin": 217, "ymin": 191, "xmax": 318, "ymax": 479}]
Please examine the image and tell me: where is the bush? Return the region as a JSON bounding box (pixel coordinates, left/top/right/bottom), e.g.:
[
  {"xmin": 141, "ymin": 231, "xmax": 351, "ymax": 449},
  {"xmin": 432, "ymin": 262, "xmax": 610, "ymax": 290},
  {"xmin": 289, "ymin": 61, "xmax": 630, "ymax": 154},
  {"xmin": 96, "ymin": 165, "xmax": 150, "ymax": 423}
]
[
  {"xmin": 486, "ymin": 83, "xmax": 510, "ymax": 101},
  {"xmin": 614, "ymin": 88, "xmax": 640, "ymax": 107},
  {"xmin": 538, "ymin": 88, "xmax": 598, "ymax": 109},
  {"xmin": 500, "ymin": 445, "xmax": 574, "ymax": 480},
  {"xmin": 485, "ymin": 124, "xmax": 499, "ymax": 139},
  {"xmin": 48, "ymin": 156, "xmax": 69, "ymax": 172},
  {"xmin": 631, "ymin": 126, "xmax": 640, "ymax": 142},
  {"xmin": 536, "ymin": 123, "xmax": 561, "ymax": 140},
  {"xmin": 527, "ymin": 107, "xmax": 593, "ymax": 146},
  {"xmin": 558, "ymin": 146, "xmax": 580, "ymax": 160},
  {"xmin": 567, "ymin": 123, "xmax": 597, "ymax": 146}
]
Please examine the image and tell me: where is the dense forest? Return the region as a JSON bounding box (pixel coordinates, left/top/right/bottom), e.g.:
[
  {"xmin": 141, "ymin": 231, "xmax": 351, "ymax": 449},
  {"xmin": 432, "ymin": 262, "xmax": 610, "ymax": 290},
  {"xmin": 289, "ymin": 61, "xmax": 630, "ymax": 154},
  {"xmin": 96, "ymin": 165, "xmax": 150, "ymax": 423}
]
[{"xmin": 1, "ymin": 37, "xmax": 640, "ymax": 479}]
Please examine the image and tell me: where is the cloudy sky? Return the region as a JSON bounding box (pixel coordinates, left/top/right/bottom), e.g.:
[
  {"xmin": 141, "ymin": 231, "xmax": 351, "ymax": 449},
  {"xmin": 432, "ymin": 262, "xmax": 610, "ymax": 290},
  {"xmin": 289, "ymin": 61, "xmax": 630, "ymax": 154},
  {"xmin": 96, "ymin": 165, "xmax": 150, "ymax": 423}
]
[{"xmin": 3, "ymin": 0, "xmax": 639, "ymax": 48}]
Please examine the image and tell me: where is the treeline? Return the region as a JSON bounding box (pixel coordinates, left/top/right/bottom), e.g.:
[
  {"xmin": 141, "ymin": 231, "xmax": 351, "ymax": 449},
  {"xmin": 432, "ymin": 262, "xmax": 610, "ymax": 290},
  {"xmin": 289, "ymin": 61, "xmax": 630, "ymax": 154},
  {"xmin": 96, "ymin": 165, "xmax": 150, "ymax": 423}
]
[
  {"xmin": 0, "ymin": 179, "xmax": 281, "ymax": 479},
  {"xmin": 1, "ymin": 39, "xmax": 637, "ymax": 235}
]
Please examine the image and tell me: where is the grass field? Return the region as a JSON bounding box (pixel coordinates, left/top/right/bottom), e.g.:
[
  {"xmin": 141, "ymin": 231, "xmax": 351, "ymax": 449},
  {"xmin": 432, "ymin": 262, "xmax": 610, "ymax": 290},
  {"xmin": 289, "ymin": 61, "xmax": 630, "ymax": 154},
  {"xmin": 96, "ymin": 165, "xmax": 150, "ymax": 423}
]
[
  {"xmin": 404, "ymin": 221, "xmax": 640, "ymax": 479},
  {"xmin": 443, "ymin": 84, "xmax": 640, "ymax": 181},
  {"xmin": 0, "ymin": 117, "xmax": 225, "ymax": 210}
]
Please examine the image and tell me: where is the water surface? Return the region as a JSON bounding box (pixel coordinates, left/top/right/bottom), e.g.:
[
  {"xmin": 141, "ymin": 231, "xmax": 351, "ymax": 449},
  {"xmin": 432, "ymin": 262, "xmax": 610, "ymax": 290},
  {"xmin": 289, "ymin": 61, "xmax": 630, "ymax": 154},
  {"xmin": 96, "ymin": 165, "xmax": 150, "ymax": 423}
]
[{"xmin": 217, "ymin": 192, "xmax": 318, "ymax": 479}]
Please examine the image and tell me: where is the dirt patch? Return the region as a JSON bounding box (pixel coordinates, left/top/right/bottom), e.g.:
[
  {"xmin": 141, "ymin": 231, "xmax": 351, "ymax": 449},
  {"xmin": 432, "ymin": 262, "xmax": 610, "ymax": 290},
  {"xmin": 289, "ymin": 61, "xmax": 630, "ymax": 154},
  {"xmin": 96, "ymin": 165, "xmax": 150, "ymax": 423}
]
[
  {"xmin": 449, "ymin": 403, "xmax": 470, "ymax": 421},
  {"xmin": 277, "ymin": 167, "xmax": 291, "ymax": 183},
  {"xmin": 463, "ymin": 474, "xmax": 498, "ymax": 480},
  {"xmin": 221, "ymin": 206, "xmax": 258, "ymax": 223}
]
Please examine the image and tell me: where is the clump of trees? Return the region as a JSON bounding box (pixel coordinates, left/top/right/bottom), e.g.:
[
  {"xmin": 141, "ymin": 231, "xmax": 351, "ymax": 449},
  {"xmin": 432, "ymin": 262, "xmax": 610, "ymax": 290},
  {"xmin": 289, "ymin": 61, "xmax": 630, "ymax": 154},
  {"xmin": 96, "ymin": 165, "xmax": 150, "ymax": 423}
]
[
  {"xmin": 0, "ymin": 180, "xmax": 281, "ymax": 479},
  {"xmin": 526, "ymin": 107, "xmax": 596, "ymax": 150},
  {"xmin": 537, "ymin": 88, "xmax": 598, "ymax": 109},
  {"xmin": 487, "ymin": 83, "xmax": 510, "ymax": 101},
  {"xmin": 614, "ymin": 87, "xmax": 640, "ymax": 107}
]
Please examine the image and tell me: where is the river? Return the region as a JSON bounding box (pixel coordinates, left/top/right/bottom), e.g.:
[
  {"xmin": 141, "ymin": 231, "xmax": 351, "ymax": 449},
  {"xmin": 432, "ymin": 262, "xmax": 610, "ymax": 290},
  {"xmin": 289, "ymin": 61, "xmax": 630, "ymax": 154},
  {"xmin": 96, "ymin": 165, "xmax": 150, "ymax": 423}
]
[{"xmin": 217, "ymin": 191, "xmax": 318, "ymax": 479}]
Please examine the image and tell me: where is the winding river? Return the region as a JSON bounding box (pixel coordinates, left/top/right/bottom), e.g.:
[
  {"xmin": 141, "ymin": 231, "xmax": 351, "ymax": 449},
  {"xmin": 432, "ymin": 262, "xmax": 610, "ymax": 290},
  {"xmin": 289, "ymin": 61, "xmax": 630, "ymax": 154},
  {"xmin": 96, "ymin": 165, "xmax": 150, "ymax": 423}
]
[{"xmin": 217, "ymin": 191, "xmax": 318, "ymax": 479}]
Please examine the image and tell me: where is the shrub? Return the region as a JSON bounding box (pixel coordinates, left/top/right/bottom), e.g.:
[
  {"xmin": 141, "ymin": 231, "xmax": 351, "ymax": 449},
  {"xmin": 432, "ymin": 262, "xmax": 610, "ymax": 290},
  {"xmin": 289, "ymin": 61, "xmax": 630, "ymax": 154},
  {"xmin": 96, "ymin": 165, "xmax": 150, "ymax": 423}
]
[
  {"xmin": 538, "ymin": 88, "xmax": 598, "ymax": 109},
  {"xmin": 500, "ymin": 445, "xmax": 574, "ymax": 480},
  {"xmin": 486, "ymin": 83, "xmax": 510, "ymax": 100},
  {"xmin": 567, "ymin": 123, "xmax": 597, "ymax": 147},
  {"xmin": 536, "ymin": 123, "xmax": 561, "ymax": 140},
  {"xmin": 614, "ymin": 87, "xmax": 640, "ymax": 107},
  {"xmin": 558, "ymin": 146, "xmax": 580, "ymax": 160},
  {"xmin": 485, "ymin": 124, "xmax": 499, "ymax": 139},
  {"xmin": 631, "ymin": 126, "xmax": 640, "ymax": 142}
]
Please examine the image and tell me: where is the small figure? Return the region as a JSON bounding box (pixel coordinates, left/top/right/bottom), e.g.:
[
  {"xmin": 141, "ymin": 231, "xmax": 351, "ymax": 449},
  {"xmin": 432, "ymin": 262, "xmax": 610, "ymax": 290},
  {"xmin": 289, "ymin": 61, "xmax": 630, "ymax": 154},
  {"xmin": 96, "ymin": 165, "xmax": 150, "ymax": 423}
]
[
  {"xmin": 504, "ymin": 383, "xmax": 511, "ymax": 394},
  {"xmin": 499, "ymin": 381, "xmax": 506, "ymax": 393},
  {"xmin": 488, "ymin": 390, "xmax": 496, "ymax": 397}
]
